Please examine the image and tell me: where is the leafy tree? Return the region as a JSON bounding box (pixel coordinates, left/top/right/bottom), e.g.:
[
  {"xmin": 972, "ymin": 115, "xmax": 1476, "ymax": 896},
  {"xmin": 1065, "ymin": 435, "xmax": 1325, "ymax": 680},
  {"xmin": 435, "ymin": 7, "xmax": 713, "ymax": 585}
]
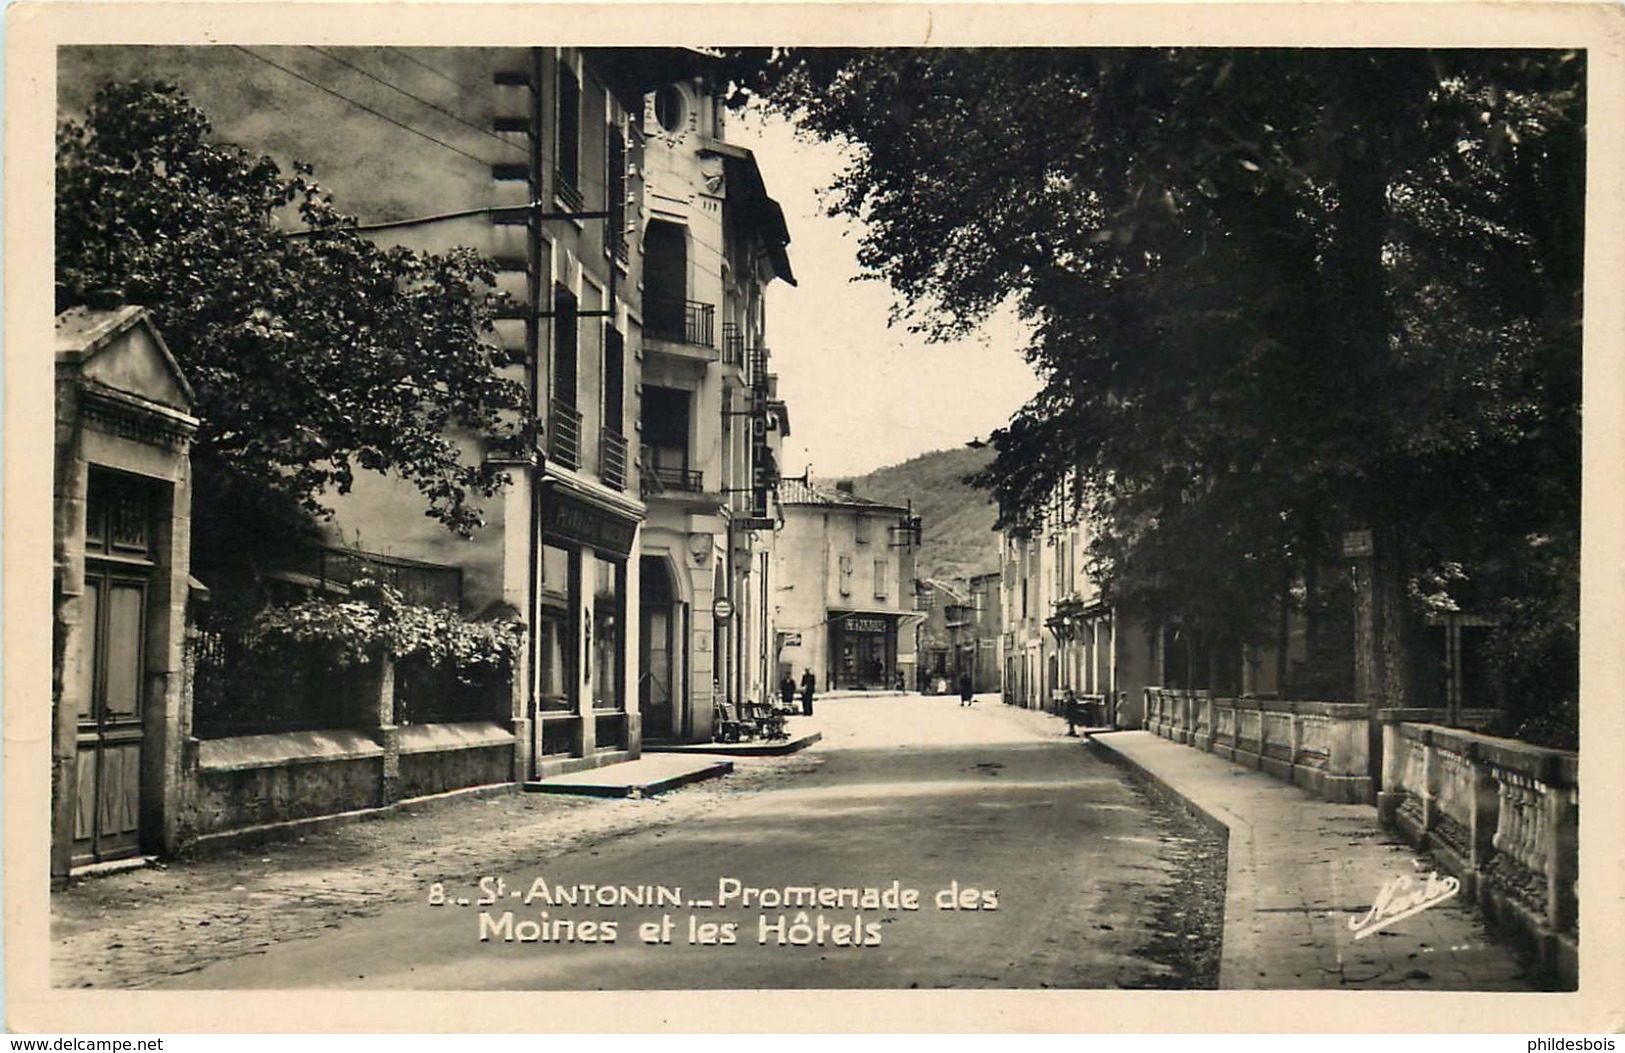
[
  {"xmin": 725, "ymin": 49, "xmax": 1581, "ymax": 736},
  {"xmin": 57, "ymin": 81, "xmax": 533, "ymax": 559}
]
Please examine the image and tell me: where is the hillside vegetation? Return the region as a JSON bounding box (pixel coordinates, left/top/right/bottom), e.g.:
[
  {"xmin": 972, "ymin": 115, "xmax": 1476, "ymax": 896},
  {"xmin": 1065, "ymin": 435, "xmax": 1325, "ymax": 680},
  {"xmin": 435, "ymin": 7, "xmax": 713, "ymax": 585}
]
[{"xmin": 834, "ymin": 446, "xmax": 1000, "ymax": 583}]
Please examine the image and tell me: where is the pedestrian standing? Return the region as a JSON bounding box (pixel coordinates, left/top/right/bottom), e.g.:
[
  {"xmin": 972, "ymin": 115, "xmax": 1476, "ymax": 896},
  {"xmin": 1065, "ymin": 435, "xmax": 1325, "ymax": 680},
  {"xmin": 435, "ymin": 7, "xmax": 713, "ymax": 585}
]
[
  {"xmin": 779, "ymin": 672, "xmax": 797, "ymax": 712},
  {"xmin": 959, "ymin": 672, "xmax": 974, "ymax": 707},
  {"xmin": 800, "ymin": 669, "xmax": 816, "ymax": 716}
]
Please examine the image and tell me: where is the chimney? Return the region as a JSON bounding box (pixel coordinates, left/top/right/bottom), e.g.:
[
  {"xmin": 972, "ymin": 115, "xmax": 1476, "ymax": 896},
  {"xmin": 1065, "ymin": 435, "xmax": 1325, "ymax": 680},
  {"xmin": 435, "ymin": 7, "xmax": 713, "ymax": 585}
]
[{"xmin": 835, "ymin": 481, "xmax": 855, "ymax": 496}]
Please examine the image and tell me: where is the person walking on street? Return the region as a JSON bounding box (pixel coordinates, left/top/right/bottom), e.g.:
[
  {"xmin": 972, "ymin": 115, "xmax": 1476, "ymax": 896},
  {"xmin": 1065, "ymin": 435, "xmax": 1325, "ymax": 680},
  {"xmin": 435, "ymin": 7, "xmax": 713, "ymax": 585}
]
[
  {"xmin": 800, "ymin": 670, "xmax": 817, "ymax": 716},
  {"xmin": 959, "ymin": 672, "xmax": 974, "ymax": 707},
  {"xmin": 779, "ymin": 672, "xmax": 797, "ymax": 713}
]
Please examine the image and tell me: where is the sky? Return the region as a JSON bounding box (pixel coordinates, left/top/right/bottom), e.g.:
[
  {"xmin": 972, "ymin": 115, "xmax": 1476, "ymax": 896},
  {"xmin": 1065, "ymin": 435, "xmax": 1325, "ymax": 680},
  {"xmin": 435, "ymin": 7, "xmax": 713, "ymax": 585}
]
[{"xmin": 727, "ymin": 108, "xmax": 1042, "ymax": 479}]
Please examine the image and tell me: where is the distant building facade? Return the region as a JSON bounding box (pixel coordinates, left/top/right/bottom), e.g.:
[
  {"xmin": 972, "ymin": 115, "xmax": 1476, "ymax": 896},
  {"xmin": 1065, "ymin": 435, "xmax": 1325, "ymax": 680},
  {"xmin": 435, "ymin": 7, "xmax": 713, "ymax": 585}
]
[
  {"xmin": 997, "ymin": 474, "xmax": 1154, "ymax": 725},
  {"xmin": 774, "ymin": 481, "xmax": 920, "ymax": 691}
]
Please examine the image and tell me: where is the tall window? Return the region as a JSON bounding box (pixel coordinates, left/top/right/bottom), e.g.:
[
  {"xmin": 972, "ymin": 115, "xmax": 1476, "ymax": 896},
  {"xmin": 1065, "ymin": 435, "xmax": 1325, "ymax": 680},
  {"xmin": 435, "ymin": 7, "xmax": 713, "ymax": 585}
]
[
  {"xmin": 839, "ymin": 554, "xmax": 853, "ymax": 597},
  {"xmin": 553, "ymin": 285, "xmax": 578, "ymax": 408},
  {"xmin": 854, "ymin": 515, "xmax": 869, "ymax": 544},
  {"xmin": 607, "ymin": 124, "xmax": 628, "ymax": 262},
  {"xmin": 873, "ymin": 558, "xmax": 888, "ymax": 600},
  {"xmin": 603, "ymin": 324, "xmax": 624, "ymax": 437},
  {"xmin": 555, "ymin": 65, "xmax": 582, "ymax": 208}
]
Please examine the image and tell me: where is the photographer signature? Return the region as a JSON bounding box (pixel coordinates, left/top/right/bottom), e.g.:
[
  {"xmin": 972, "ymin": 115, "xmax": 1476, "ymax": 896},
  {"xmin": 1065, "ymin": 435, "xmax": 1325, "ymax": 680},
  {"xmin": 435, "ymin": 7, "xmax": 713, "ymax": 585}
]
[{"xmin": 1348, "ymin": 871, "xmax": 1460, "ymax": 940}]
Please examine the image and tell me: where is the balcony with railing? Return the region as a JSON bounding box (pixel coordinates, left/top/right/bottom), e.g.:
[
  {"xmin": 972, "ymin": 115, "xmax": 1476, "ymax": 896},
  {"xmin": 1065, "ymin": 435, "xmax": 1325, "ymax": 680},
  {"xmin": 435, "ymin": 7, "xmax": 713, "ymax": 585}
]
[
  {"xmin": 600, "ymin": 427, "xmax": 628, "ymax": 492},
  {"xmin": 721, "ymin": 322, "xmax": 748, "ymax": 369},
  {"xmin": 548, "ymin": 399, "xmax": 582, "ymax": 471},
  {"xmin": 554, "ymin": 170, "xmax": 584, "ymax": 213},
  {"xmin": 639, "ymin": 444, "xmax": 704, "ymax": 495},
  {"xmin": 646, "ymin": 297, "xmax": 716, "ymax": 351},
  {"xmin": 748, "ymin": 346, "xmax": 770, "ymax": 392}
]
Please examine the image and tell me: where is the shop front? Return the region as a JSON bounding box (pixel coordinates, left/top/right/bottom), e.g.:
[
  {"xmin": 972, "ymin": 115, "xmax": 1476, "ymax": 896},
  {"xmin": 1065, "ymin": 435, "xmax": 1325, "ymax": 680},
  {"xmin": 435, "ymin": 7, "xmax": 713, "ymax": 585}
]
[
  {"xmin": 828, "ymin": 611, "xmax": 900, "ymax": 690},
  {"xmin": 533, "ymin": 483, "xmax": 639, "ymax": 777}
]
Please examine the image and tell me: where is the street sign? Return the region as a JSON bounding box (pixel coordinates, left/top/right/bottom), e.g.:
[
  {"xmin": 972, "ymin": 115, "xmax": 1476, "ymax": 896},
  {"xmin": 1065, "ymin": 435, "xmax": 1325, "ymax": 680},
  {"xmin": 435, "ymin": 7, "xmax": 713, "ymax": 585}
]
[
  {"xmin": 1342, "ymin": 529, "xmax": 1374, "ymax": 558},
  {"xmin": 780, "ymin": 631, "xmax": 802, "ymax": 648},
  {"xmin": 735, "ymin": 516, "xmax": 775, "ymax": 531},
  {"xmin": 713, "ymin": 597, "xmax": 735, "ymax": 620}
]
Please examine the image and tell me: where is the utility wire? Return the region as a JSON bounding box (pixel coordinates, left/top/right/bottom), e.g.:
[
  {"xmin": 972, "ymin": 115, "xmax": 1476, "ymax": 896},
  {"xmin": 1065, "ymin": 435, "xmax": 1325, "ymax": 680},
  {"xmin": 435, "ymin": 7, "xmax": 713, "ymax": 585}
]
[
  {"xmin": 233, "ymin": 45, "xmax": 492, "ymax": 168},
  {"xmin": 387, "ymin": 47, "xmax": 478, "ymax": 92},
  {"xmin": 306, "ymin": 46, "xmax": 526, "ymax": 156}
]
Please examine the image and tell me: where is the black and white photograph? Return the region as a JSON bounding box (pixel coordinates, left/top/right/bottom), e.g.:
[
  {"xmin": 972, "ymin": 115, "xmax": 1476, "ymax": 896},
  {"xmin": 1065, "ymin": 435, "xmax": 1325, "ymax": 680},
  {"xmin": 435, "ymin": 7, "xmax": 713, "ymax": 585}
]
[{"xmin": 8, "ymin": 1, "xmax": 1624, "ymax": 1034}]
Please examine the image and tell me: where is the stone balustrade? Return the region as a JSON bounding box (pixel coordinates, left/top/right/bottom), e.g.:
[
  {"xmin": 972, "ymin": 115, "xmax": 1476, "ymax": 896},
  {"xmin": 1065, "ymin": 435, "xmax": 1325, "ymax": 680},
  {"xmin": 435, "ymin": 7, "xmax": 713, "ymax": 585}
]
[
  {"xmin": 1139, "ymin": 686, "xmax": 1578, "ymax": 986},
  {"xmin": 1142, "ymin": 686, "xmax": 1372, "ymax": 803},
  {"xmin": 1377, "ymin": 713, "xmax": 1577, "ymax": 986}
]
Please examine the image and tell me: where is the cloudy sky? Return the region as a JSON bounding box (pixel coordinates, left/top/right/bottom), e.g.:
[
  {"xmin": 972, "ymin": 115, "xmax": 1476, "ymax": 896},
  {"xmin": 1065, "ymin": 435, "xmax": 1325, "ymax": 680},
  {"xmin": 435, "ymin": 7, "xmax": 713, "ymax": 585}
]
[{"xmin": 728, "ymin": 107, "xmax": 1042, "ymax": 479}]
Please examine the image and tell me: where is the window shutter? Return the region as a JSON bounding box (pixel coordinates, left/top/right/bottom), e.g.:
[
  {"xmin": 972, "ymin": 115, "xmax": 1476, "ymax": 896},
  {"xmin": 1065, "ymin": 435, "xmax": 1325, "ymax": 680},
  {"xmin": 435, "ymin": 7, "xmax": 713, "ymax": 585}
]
[
  {"xmin": 603, "ymin": 324, "xmax": 624, "ymax": 435},
  {"xmin": 553, "ymin": 285, "xmax": 578, "ymax": 408}
]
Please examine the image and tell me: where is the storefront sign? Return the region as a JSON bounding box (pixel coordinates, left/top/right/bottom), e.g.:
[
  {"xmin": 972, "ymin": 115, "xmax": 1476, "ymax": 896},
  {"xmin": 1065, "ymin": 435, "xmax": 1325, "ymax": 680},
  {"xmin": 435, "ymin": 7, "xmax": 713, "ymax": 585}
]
[
  {"xmin": 844, "ymin": 616, "xmax": 889, "ymax": 634},
  {"xmin": 543, "ymin": 490, "xmax": 636, "ymax": 557}
]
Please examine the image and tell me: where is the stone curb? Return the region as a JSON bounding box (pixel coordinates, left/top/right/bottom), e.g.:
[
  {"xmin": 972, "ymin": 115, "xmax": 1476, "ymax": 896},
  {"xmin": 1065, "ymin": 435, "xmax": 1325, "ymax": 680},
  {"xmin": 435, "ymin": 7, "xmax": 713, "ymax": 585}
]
[
  {"xmin": 1083, "ymin": 731, "xmax": 1259, "ymax": 990},
  {"xmin": 644, "ymin": 732, "xmax": 823, "ymax": 757},
  {"xmin": 523, "ymin": 760, "xmax": 735, "ymax": 798}
]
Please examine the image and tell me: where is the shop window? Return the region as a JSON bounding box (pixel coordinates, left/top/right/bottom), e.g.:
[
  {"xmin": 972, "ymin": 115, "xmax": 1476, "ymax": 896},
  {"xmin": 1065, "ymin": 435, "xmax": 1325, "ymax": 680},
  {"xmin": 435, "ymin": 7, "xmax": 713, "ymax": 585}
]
[{"xmin": 591, "ymin": 557, "xmax": 624, "ymax": 712}]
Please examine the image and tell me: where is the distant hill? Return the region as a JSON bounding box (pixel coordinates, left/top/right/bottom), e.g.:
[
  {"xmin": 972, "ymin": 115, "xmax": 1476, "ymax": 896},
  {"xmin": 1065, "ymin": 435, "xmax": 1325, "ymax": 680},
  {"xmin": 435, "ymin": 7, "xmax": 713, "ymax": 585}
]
[{"xmin": 833, "ymin": 446, "xmax": 1001, "ymax": 583}]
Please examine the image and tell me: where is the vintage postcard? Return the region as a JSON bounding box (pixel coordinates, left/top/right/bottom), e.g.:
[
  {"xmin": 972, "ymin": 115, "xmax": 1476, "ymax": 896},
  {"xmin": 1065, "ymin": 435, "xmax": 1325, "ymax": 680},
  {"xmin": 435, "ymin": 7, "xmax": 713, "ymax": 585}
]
[{"xmin": 6, "ymin": 0, "xmax": 1624, "ymax": 1034}]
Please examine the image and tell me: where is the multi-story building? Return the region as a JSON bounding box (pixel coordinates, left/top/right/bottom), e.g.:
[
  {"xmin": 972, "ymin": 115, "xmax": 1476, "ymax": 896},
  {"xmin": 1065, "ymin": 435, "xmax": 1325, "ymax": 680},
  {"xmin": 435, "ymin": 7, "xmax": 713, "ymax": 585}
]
[
  {"xmin": 52, "ymin": 46, "xmax": 719, "ymax": 876},
  {"xmin": 917, "ymin": 578, "xmax": 972, "ymax": 691},
  {"xmin": 773, "ymin": 481, "xmax": 920, "ymax": 692},
  {"xmin": 635, "ymin": 77, "xmax": 795, "ymax": 742},
  {"xmin": 967, "ymin": 570, "xmax": 1003, "ymax": 693},
  {"xmin": 997, "ymin": 476, "xmax": 1154, "ymax": 725}
]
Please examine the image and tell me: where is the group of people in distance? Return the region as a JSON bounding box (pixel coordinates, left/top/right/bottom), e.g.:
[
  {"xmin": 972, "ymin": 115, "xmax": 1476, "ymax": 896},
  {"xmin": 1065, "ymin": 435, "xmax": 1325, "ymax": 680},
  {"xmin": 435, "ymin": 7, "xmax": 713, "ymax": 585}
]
[{"xmin": 775, "ymin": 669, "xmax": 977, "ymax": 713}]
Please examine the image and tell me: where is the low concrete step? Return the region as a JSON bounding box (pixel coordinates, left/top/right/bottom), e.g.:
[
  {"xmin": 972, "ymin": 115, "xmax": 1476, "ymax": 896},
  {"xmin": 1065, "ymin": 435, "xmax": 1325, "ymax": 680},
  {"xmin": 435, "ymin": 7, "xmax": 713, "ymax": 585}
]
[
  {"xmin": 644, "ymin": 731, "xmax": 823, "ymax": 757},
  {"xmin": 522, "ymin": 755, "xmax": 733, "ymax": 798}
]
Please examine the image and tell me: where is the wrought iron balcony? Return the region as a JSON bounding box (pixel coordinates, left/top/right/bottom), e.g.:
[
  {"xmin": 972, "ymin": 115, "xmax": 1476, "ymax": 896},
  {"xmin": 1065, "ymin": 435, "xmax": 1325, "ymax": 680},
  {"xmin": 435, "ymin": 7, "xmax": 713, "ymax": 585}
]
[
  {"xmin": 748, "ymin": 346, "xmax": 769, "ymax": 392},
  {"xmin": 600, "ymin": 427, "xmax": 628, "ymax": 492},
  {"xmin": 654, "ymin": 465, "xmax": 705, "ymax": 492},
  {"xmin": 647, "ymin": 297, "xmax": 715, "ymax": 348},
  {"xmin": 554, "ymin": 171, "xmax": 584, "ymax": 212},
  {"xmin": 548, "ymin": 399, "xmax": 582, "ymax": 471},
  {"xmin": 721, "ymin": 322, "xmax": 748, "ymax": 368}
]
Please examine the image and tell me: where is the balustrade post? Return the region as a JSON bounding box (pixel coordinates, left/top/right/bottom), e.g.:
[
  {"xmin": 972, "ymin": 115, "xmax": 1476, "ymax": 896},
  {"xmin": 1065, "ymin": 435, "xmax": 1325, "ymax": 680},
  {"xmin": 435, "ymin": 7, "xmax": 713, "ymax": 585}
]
[
  {"xmin": 1545, "ymin": 762, "xmax": 1578, "ymax": 934},
  {"xmin": 366, "ymin": 650, "xmax": 400, "ymax": 806},
  {"xmin": 1420, "ymin": 730, "xmax": 1437, "ymax": 832},
  {"xmin": 1468, "ymin": 743, "xmax": 1497, "ymax": 872},
  {"xmin": 1376, "ymin": 715, "xmax": 1404, "ymax": 824}
]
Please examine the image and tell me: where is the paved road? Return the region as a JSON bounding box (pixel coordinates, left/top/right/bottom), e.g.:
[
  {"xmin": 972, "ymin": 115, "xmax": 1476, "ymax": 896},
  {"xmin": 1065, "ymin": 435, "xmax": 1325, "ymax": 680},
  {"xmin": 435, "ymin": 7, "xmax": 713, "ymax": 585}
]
[{"xmin": 132, "ymin": 697, "xmax": 1217, "ymax": 990}]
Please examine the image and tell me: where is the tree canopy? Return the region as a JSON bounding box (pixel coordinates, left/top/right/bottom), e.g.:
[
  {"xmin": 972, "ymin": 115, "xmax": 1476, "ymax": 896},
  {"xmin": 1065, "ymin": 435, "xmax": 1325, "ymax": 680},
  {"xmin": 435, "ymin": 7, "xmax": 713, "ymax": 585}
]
[
  {"xmin": 57, "ymin": 81, "xmax": 533, "ymax": 552},
  {"xmin": 724, "ymin": 48, "xmax": 1582, "ymax": 738}
]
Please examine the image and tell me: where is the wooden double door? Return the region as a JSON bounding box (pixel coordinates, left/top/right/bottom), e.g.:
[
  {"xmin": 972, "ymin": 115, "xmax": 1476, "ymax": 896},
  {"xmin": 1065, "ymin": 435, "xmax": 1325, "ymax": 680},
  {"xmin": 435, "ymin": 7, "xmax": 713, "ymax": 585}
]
[{"xmin": 72, "ymin": 472, "xmax": 156, "ymax": 866}]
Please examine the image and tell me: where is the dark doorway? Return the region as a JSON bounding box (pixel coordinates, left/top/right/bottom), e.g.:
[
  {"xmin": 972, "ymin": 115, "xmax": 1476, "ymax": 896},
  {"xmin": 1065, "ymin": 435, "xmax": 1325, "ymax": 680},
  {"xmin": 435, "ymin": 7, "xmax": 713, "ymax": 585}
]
[{"xmin": 639, "ymin": 557, "xmax": 677, "ymax": 741}]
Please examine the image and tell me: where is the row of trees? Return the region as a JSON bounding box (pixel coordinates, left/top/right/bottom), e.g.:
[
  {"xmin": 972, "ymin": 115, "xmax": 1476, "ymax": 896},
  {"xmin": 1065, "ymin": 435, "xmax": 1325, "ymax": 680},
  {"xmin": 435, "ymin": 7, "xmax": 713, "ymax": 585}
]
[{"xmin": 722, "ymin": 49, "xmax": 1582, "ymax": 743}]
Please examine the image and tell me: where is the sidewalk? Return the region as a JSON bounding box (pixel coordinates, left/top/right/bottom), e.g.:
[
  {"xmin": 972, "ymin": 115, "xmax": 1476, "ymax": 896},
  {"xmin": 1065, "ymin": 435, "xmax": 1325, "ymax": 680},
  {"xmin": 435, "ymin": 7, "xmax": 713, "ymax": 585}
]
[{"xmin": 1088, "ymin": 730, "xmax": 1536, "ymax": 990}]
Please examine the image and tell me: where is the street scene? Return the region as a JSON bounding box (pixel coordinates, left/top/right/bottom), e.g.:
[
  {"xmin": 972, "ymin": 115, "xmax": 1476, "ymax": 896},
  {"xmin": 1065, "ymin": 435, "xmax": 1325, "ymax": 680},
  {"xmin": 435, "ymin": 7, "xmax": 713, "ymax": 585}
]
[{"xmin": 45, "ymin": 42, "xmax": 1581, "ymax": 1000}]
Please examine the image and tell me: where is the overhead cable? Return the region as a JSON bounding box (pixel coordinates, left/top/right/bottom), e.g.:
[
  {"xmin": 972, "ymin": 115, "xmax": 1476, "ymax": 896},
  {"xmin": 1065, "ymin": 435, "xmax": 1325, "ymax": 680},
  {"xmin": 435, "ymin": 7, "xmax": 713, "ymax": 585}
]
[
  {"xmin": 306, "ymin": 46, "xmax": 526, "ymax": 155},
  {"xmin": 232, "ymin": 45, "xmax": 492, "ymax": 167}
]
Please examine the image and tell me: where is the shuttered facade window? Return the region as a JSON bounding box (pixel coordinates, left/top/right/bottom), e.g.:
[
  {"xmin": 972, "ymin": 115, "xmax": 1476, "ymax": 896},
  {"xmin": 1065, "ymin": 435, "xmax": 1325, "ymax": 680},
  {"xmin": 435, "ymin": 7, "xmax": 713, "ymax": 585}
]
[
  {"xmin": 603, "ymin": 324, "xmax": 624, "ymax": 434},
  {"xmin": 556, "ymin": 67, "xmax": 581, "ymax": 208},
  {"xmin": 553, "ymin": 286, "xmax": 578, "ymax": 407}
]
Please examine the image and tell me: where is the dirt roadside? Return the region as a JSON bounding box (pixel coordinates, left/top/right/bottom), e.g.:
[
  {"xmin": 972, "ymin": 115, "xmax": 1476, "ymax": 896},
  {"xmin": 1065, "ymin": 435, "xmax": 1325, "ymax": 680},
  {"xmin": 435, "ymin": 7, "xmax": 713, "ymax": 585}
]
[{"xmin": 51, "ymin": 751, "xmax": 823, "ymax": 989}]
